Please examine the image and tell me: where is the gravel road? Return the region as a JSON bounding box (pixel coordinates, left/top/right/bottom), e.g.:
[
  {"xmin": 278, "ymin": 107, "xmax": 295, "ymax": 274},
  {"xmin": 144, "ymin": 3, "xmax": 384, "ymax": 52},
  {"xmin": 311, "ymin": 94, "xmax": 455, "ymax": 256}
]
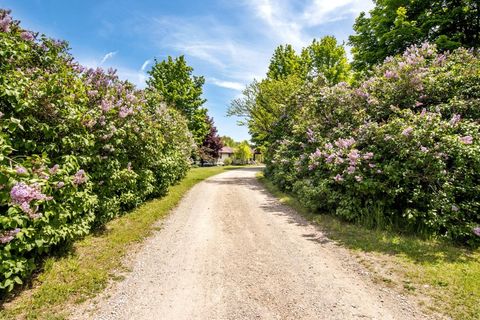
[{"xmin": 86, "ymin": 167, "xmax": 427, "ymax": 320}]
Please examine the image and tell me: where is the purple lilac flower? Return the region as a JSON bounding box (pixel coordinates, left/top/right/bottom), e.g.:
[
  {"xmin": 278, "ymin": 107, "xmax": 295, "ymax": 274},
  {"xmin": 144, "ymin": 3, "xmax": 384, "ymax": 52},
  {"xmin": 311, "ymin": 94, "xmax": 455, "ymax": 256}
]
[
  {"xmin": 334, "ymin": 156, "xmax": 344, "ymax": 164},
  {"xmin": 459, "ymin": 136, "xmax": 473, "ymax": 144},
  {"xmin": 420, "ymin": 146, "xmax": 429, "ymax": 153},
  {"xmin": 87, "ymin": 90, "xmax": 98, "ymax": 97},
  {"xmin": 415, "ymin": 101, "xmax": 423, "ymax": 107},
  {"xmin": 311, "ymin": 149, "xmax": 322, "ymax": 159},
  {"xmin": 347, "ymin": 166, "xmax": 356, "ymax": 174},
  {"xmin": 56, "ymin": 181, "xmax": 65, "ymax": 188},
  {"xmin": 73, "ymin": 169, "xmax": 87, "ymax": 185},
  {"xmin": 368, "ymin": 163, "xmax": 376, "ymax": 168},
  {"xmin": 325, "ymin": 154, "xmax": 335, "ymax": 163},
  {"xmin": 100, "ymin": 99, "xmax": 113, "ymax": 112},
  {"xmin": 324, "ymin": 143, "xmax": 333, "ymax": 150},
  {"xmin": 10, "ymin": 182, "xmax": 51, "ymax": 216},
  {"xmin": 384, "ymin": 70, "xmax": 397, "ymax": 79},
  {"xmin": 335, "ymin": 137, "xmax": 355, "ymax": 149},
  {"xmin": 49, "ymin": 164, "xmax": 59, "ymax": 175},
  {"xmin": 333, "ymin": 174, "xmax": 344, "ymax": 182},
  {"xmin": 15, "ymin": 166, "xmax": 28, "ymax": 175},
  {"xmin": 420, "ymin": 108, "xmax": 427, "ymax": 117},
  {"xmin": 119, "ymin": 106, "xmax": 134, "ymax": 118},
  {"xmin": 363, "ymin": 152, "xmax": 374, "ymax": 160},
  {"xmin": 0, "ymin": 15, "xmax": 12, "ymax": 33},
  {"xmin": 20, "ymin": 31, "xmax": 34, "ymax": 41},
  {"xmin": 348, "ymin": 149, "xmax": 360, "ymax": 165},
  {"xmin": 473, "ymin": 227, "xmax": 480, "ymax": 237},
  {"xmin": 449, "ymin": 114, "xmax": 461, "ymax": 126},
  {"xmin": 0, "ymin": 228, "xmax": 20, "ymax": 244},
  {"xmin": 402, "ymin": 127, "xmax": 414, "ymax": 137},
  {"xmin": 306, "ymin": 128, "xmax": 315, "ymax": 143}
]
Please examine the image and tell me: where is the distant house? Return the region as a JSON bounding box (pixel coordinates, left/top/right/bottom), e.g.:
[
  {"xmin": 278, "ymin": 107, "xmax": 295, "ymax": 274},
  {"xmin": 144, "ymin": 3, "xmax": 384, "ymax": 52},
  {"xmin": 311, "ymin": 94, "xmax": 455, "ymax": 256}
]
[{"xmin": 218, "ymin": 146, "xmax": 234, "ymax": 164}]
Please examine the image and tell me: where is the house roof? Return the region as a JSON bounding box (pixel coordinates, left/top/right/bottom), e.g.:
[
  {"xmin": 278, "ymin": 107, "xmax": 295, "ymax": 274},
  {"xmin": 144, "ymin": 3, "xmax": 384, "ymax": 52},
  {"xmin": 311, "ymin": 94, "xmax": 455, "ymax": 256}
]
[{"xmin": 220, "ymin": 146, "xmax": 234, "ymax": 154}]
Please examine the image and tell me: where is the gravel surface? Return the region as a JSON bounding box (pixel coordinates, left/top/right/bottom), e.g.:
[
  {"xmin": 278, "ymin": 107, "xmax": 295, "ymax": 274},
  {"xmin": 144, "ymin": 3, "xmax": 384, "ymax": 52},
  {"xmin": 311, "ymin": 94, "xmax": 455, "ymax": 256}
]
[{"xmin": 80, "ymin": 167, "xmax": 428, "ymax": 320}]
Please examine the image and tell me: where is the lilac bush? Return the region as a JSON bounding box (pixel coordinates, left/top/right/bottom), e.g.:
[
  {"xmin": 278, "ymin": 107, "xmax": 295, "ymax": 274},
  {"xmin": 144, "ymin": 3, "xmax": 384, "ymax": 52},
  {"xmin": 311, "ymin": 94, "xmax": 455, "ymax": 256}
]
[
  {"xmin": 0, "ymin": 10, "xmax": 193, "ymax": 291},
  {"xmin": 266, "ymin": 43, "xmax": 480, "ymax": 245}
]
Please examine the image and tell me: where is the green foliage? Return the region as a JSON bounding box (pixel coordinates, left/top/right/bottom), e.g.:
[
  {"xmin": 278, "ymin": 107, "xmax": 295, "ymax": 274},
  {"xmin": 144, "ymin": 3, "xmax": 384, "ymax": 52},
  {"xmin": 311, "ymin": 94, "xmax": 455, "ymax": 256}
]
[
  {"xmin": 146, "ymin": 55, "xmax": 209, "ymax": 145},
  {"xmin": 234, "ymin": 141, "xmax": 253, "ymax": 164},
  {"xmin": 220, "ymin": 136, "xmax": 237, "ymax": 147},
  {"xmin": 265, "ymin": 43, "xmax": 480, "ymax": 245},
  {"xmin": 302, "ymin": 36, "xmax": 351, "ymax": 84},
  {"xmin": 349, "ymin": 0, "xmax": 480, "ymax": 71},
  {"xmin": 0, "ymin": 10, "xmax": 193, "ymax": 292},
  {"xmin": 228, "ymin": 36, "xmax": 350, "ymax": 150}
]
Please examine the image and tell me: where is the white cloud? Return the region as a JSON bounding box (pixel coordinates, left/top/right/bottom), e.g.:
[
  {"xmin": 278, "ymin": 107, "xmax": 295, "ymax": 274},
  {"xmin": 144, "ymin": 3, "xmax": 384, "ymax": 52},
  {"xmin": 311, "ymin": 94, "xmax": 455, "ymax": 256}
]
[
  {"xmin": 141, "ymin": 59, "xmax": 151, "ymax": 71},
  {"xmin": 100, "ymin": 51, "xmax": 117, "ymax": 64},
  {"xmin": 208, "ymin": 77, "xmax": 245, "ymax": 91}
]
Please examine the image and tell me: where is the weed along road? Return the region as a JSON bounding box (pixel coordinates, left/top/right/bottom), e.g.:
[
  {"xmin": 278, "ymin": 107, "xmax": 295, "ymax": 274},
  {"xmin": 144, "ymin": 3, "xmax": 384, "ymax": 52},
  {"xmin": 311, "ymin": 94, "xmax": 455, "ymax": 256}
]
[{"xmin": 87, "ymin": 168, "xmax": 426, "ymax": 320}]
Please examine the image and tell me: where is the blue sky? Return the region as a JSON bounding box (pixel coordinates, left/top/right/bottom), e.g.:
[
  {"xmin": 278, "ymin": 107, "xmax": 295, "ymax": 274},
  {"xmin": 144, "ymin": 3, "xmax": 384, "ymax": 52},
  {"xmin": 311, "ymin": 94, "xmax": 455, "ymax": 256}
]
[{"xmin": 1, "ymin": 0, "xmax": 374, "ymax": 141}]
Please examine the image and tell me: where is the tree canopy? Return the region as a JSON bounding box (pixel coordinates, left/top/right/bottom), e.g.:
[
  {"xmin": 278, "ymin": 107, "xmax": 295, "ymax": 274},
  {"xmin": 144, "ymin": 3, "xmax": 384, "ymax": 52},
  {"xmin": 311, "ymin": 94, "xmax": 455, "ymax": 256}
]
[
  {"xmin": 147, "ymin": 55, "xmax": 210, "ymax": 144},
  {"xmin": 349, "ymin": 0, "xmax": 480, "ymax": 71}
]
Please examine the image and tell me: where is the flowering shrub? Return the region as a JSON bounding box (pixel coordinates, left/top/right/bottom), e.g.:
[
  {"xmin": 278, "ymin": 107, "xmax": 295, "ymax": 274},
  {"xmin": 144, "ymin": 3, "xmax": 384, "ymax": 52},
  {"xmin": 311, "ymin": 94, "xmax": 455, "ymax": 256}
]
[
  {"xmin": 266, "ymin": 43, "xmax": 480, "ymax": 245},
  {"xmin": 0, "ymin": 10, "xmax": 192, "ymax": 291}
]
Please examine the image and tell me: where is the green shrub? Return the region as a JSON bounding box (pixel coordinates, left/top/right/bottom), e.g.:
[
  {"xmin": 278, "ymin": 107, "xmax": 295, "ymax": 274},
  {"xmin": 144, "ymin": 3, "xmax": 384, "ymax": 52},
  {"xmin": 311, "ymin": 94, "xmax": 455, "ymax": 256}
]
[
  {"xmin": 266, "ymin": 43, "xmax": 480, "ymax": 245},
  {"xmin": 0, "ymin": 10, "xmax": 193, "ymax": 291}
]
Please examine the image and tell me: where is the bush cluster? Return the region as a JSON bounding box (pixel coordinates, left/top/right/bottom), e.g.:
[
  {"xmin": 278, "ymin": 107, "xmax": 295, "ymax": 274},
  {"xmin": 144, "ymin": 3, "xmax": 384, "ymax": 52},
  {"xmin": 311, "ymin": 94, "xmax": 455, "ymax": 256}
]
[
  {"xmin": 266, "ymin": 43, "xmax": 480, "ymax": 245},
  {"xmin": 0, "ymin": 11, "xmax": 193, "ymax": 290}
]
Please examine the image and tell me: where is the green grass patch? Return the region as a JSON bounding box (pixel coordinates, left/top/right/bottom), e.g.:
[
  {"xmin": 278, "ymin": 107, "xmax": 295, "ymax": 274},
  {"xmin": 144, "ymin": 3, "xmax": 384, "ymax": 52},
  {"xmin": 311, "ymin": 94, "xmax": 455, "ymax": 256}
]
[
  {"xmin": 257, "ymin": 172, "xmax": 480, "ymax": 320},
  {"xmin": 0, "ymin": 166, "xmax": 237, "ymax": 320}
]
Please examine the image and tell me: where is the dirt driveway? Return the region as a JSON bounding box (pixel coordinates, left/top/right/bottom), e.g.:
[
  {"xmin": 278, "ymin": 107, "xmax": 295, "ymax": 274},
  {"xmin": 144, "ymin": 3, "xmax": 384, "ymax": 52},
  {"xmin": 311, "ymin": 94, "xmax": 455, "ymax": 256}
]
[{"xmin": 86, "ymin": 167, "xmax": 426, "ymax": 320}]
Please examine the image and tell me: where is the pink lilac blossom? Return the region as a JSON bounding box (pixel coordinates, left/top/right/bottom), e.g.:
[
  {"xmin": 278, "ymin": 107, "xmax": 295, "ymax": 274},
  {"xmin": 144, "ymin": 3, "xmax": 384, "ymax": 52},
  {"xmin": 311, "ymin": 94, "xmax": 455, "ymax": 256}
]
[
  {"xmin": 355, "ymin": 175, "xmax": 363, "ymax": 182},
  {"xmin": 311, "ymin": 149, "xmax": 322, "ymax": 159},
  {"xmin": 347, "ymin": 166, "xmax": 356, "ymax": 174},
  {"xmin": 415, "ymin": 101, "xmax": 423, "ymax": 107},
  {"xmin": 325, "ymin": 154, "xmax": 335, "ymax": 163},
  {"xmin": 333, "ymin": 174, "xmax": 344, "ymax": 182},
  {"xmin": 324, "ymin": 143, "xmax": 333, "ymax": 150},
  {"xmin": 420, "ymin": 146, "xmax": 429, "ymax": 153},
  {"xmin": 100, "ymin": 99, "xmax": 113, "ymax": 112},
  {"xmin": 473, "ymin": 227, "xmax": 480, "ymax": 237},
  {"xmin": 348, "ymin": 150, "xmax": 360, "ymax": 165},
  {"xmin": 20, "ymin": 31, "xmax": 34, "ymax": 41},
  {"xmin": 15, "ymin": 166, "xmax": 28, "ymax": 175},
  {"xmin": 335, "ymin": 138, "xmax": 355, "ymax": 149},
  {"xmin": 420, "ymin": 108, "xmax": 427, "ymax": 117},
  {"xmin": 0, "ymin": 228, "xmax": 20, "ymax": 244},
  {"xmin": 0, "ymin": 15, "xmax": 12, "ymax": 33},
  {"xmin": 402, "ymin": 127, "xmax": 413, "ymax": 136},
  {"xmin": 363, "ymin": 152, "xmax": 374, "ymax": 160},
  {"xmin": 10, "ymin": 182, "xmax": 51, "ymax": 217},
  {"xmin": 56, "ymin": 181, "xmax": 65, "ymax": 188},
  {"xmin": 72, "ymin": 169, "xmax": 87, "ymax": 185},
  {"xmin": 368, "ymin": 163, "xmax": 376, "ymax": 168},
  {"xmin": 449, "ymin": 114, "xmax": 461, "ymax": 126},
  {"xmin": 306, "ymin": 128, "xmax": 315, "ymax": 143},
  {"xmin": 384, "ymin": 70, "xmax": 397, "ymax": 79},
  {"xmin": 49, "ymin": 164, "xmax": 59, "ymax": 175},
  {"xmin": 459, "ymin": 136, "xmax": 473, "ymax": 144}
]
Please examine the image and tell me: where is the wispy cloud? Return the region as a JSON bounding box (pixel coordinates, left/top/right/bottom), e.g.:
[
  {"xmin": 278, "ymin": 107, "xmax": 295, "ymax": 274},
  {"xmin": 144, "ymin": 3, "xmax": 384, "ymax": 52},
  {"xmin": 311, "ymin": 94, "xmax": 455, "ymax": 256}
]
[
  {"xmin": 141, "ymin": 59, "xmax": 151, "ymax": 72},
  {"xmin": 100, "ymin": 51, "xmax": 117, "ymax": 64},
  {"xmin": 208, "ymin": 77, "xmax": 245, "ymax": 91}
]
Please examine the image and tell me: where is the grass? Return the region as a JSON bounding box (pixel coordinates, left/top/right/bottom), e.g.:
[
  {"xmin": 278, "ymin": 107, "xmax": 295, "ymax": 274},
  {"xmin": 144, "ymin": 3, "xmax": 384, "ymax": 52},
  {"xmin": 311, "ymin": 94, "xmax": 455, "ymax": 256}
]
[
  {"xmin": 0, "ymin": 166, "xmax": 238, "ymax": 320},
  {"xmin": 257, "ymin": 172, "xmax": 480, "ymax": 320}
]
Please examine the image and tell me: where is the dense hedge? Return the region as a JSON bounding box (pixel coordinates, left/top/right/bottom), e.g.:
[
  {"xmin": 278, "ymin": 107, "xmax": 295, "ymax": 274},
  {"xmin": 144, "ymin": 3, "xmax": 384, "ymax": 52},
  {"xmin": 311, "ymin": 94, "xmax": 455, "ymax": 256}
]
[
  {"xmin": 266, "ymin": 44, "xmax": 480, "ymax": 245},
  {"xmin": 0, "ymin": 11, "xmax": 193, "ymax": 290}
]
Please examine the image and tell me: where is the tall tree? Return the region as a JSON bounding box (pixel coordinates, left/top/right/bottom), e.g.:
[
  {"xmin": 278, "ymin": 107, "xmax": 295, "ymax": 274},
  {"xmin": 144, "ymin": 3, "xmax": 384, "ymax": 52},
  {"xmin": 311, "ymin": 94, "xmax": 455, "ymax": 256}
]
[
  {"xmin": 234, "ymin": 141, "xmax": 253, "ymax": 164},
  {"xmin": 302, "ymin": 36, "xmax": 351, "ymax": 84},
  {"xmin": 267, "ymin": 44, "xmax": 305, "ymax": 80},
  {"xmin": 147, "ymin": 55, "xmax": 209, "ymax": 144},
  {"xmin": 199, "ymin": 116, "xmax": 223, "ymax": 165},
  {"xmin": 349, "ymin": 0, "xmax": 480, "ymax": 71}
]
